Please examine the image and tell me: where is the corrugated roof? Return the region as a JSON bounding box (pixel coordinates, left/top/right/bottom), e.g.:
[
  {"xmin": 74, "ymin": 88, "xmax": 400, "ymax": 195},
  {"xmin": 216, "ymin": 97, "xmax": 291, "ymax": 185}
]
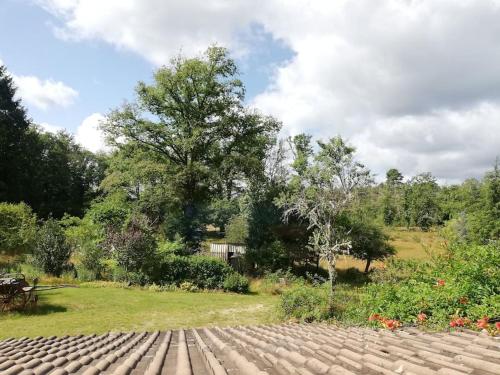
[{"xmin": 0, "ymin": 324, "xmax": 499, "ymax": 374}]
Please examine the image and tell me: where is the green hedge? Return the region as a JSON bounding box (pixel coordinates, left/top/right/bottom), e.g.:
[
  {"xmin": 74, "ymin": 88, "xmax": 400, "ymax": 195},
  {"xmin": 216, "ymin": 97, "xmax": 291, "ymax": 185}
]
[{"xmin": 152, "ymin": 255, "xmax": 233, "ymax": 290}]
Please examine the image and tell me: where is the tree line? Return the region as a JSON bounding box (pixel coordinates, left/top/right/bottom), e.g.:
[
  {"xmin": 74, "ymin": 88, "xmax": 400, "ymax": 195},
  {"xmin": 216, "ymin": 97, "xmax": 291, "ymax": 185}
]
[{"xmin": 1, "ymin": 47, "xmax": 498, "ymax": 287}]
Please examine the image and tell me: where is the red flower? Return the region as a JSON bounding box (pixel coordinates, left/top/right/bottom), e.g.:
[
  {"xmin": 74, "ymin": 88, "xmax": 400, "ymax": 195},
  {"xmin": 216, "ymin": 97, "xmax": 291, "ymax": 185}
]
[
  {"xmin": 476, "ymin": 317, "xmax": 490, "ymax": 330},
  {"xmin": 455, "ymin": 318, "xmax": 465, "ymax": 327},
  {"xmin": 417, "ymin": 313, "xmax": 427, "ymax": 322},
  {"xmin": 369, "ymin": 313, "xmax": 382, "ymax": 322},
  {"xmin": 436, "ymin": 279, "xmax": 445, "ymax": 287},
  {"xmin": 459, "ymin": 297, "xmax": 468, "ymax": 305},
  {"xmin": 449, "ymin": 317, "xmax": 470, "ymax": 328},
  {"xmin": 382, "ymin": 319, "xmax": 401, "ymax": 331},
  {"xmin": 495, "ymin": 322, "xmax": 500, "ymax": 331}
]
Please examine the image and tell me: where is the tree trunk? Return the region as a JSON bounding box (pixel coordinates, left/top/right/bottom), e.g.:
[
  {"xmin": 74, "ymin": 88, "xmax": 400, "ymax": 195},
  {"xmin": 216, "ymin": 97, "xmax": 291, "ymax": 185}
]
[
  {"xmin": 364, "ymin": 258, "xmax": 372, "ymax": 274},
  {"xmin": 326, "ymin": 260, "xmax": 337, "ymax": 312}
]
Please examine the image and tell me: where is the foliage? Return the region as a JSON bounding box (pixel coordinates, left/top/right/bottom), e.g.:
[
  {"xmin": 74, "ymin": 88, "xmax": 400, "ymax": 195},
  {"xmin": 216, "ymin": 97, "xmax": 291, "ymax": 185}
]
[
  {"xmin": 259, "ymin": 269, "xmax": 301, "ymax": 295},
  {"xmin": 33, "ymin": 218, "xmax": 72, "ymax": 277},
  {"xmin": 104, "ymin": 214, "xmax": 157, "ymax": 274},
  {"xmin": 152, "ymin": 255, "xmax": 232, "ymax": 290},
  {"xmin": 347, "ymin": 219, "xmax": 396, "ymax": 273},
  {"xmin": 277, "ymin": 136, "xmax": 372, "ymax": 305},
  {"xmin": 223, "ymin": 272, "xmax": 249, "ymax": 293},
  {"xmin": 87, "ymin": 192, "xmax": 131, "ymax": 230},
  {"xmin": 157, "ymin": 238, "xmax": 187, "ymax": 256},
  {"xmin": 103, "ymin": 46, "xmax": 280, "ymax": 250},
  {"xmin": 344, "ymin": 242, "xmax": 500, "ymax": 328},
  {"xmin": 403, "ymin": 173, "xmax": 441, "ymax": 230},
  {"xmin": 62, "ymin": 215, "xmax": 106, "ymax": 279},
  {"xmin": 0, "ymin": 202, "xmax": 37, "ymax": 255},
  {"xmin": 225, "ymin": 215, "xmax": 249, "ymax": 244},
  {"xmin": 209, "ymin": 198, "xmax": 240, "ymax": 232},
  {"xmin": 278, "ymin": 283, "xmax": 331, "ymax": 322},
  {"xmin": 0, "ymin": 64, "xmax": 32, "ymax": 205}
]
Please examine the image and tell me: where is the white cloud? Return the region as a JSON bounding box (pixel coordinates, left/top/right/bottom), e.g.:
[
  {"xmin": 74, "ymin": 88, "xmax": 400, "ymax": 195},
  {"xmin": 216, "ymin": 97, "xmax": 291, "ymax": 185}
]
[
  {"xmin": 351, "ymin": 102, "xmax": 500, "ymax": 183},
  {"xmin": 35, "ymin": 0, "xmax": 500, "ymax": 180},
  {"xmin": 13, "ymin": 75, "xmax": 78, "ymax": 110},
  {"xmin": 39, "ymin": 122, "xmax": 64, "ymax": 134},
  {"xmin": 75, "ymin": 113, "xmax": 109, "ymax": 153},
  {"xmin": 37, "ymin": 0, "xmax": 260, "ymax": 65}
]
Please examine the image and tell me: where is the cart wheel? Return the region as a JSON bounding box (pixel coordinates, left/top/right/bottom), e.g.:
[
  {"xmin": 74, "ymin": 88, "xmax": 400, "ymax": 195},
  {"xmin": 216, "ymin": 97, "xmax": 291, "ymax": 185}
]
[{"xmin": 11, "ymin": 292, "xmax": 28, "ymax": 311}]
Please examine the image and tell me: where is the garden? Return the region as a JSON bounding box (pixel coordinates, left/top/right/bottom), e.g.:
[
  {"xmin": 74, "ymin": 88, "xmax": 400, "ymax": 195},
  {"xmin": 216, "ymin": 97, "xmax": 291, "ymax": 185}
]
[{"xmin": 1, "ymin": 47, "xmax": 499, "ymax": 339}]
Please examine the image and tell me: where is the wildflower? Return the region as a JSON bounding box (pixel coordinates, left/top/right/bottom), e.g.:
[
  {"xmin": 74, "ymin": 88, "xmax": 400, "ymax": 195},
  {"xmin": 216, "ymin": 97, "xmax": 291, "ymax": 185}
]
[
  {"xmin": 495, "ymin": 322, "xmax": 500, "ymax": 331},
  {"xmin": 436, "ymin": 279, "xmax": 445, "ymax": 287},
  {"xmin": 449, "ymin": 320, "xmax": 457, "ymax": 328},
  {"xmin": 417, "ymin": 313, "xmax": 427, "ymax": 323},
  {"xmin": 368, "ymin": 313, "xmax": 381, "ymax": 322},
  {"xmin": 476, "ymin": 317, "xmax": 489, "ymax": 330}
]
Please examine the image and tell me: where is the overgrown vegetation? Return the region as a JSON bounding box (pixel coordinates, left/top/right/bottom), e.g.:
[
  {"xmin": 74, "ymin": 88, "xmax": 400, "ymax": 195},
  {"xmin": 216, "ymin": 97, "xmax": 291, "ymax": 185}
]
[
  {"xmin": 341, "ymin": 242, "xmax": 499, "ymax": 331},
  {"xmin": 1, "ymin": 47, "xmax": 499, "ymax": 335}
]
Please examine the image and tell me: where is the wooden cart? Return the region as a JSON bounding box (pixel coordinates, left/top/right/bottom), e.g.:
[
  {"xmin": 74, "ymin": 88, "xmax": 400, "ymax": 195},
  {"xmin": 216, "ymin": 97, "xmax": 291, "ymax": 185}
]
[{"xmin": 0, "ymin": 273, "xmax": 38, "ymax": 312}]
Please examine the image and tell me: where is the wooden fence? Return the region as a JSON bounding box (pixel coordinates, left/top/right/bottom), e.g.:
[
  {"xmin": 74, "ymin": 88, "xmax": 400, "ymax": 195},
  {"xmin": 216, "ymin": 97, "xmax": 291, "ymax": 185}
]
[{"xmin": 209, "ymin": 243, "xmax": 246, "ymax": 262}]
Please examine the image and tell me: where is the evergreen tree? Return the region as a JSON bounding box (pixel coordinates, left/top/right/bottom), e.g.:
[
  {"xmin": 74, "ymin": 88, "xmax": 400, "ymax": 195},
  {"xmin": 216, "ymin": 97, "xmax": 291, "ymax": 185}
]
[{"xmin": 0, "ymin": 64, "xmax": 31, "ymax": 202}]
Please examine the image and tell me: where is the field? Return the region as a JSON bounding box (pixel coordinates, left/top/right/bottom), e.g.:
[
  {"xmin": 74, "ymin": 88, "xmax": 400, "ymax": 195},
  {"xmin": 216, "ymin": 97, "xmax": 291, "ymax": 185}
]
[
  {"xmin": 0, "ymin": 286, "xmax": 278, "ymax": 339},
  {"xmin": 336, "ymin": 227, "xmax": 443, "ymax": 271}
]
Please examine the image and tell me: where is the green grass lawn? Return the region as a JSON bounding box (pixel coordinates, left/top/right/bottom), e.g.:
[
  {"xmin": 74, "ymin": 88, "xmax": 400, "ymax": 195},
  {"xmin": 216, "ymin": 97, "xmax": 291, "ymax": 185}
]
[{"xmin": 0, "ymin": 286, "xmax": 278, "ymax": 339}]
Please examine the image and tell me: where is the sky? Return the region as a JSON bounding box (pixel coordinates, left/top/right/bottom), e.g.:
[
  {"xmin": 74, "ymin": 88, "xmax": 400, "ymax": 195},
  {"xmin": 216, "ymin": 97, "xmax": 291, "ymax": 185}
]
[{"xmin": 1, "ymin": 0, "xmax": 499, "ymax": 183}]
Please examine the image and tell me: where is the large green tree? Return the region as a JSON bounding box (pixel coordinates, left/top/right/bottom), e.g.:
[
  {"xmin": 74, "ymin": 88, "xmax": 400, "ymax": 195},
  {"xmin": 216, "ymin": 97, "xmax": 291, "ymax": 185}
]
[
  {"xmin": 103, "ymin": 47, "xmax": 280, "ymax": 250},
  {"xmin": 0, "ymin": 64, "xmax": 32, "ymax": 203}
]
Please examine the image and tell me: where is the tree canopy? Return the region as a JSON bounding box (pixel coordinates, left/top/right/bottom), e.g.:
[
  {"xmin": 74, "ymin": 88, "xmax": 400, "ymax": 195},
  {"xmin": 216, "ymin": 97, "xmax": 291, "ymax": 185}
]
[{"xmin": 103, "ymin": 47, "xmax": 280, "ymax": 249}]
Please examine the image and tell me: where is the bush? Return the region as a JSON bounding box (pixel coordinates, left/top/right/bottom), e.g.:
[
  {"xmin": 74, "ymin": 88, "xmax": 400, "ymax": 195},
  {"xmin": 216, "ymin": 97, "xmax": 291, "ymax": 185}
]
[
  {"xmin": 157, "ymin": 238, "xmax": 188, "ymax": 256},
  {"xmin": 63, "ymin": 215, "xmax": 105, "ymax": 280},
  {"xmin": 152, "ymin": 255, "xmax": 232, "ymax": 290},
  {"xmin": 260, "ymin": 269, "xmax": 300, "ymax": 295},
  {"xmin": 0, "ymin": 202, "xmax": 37, "ymax": 255},
  {"xmin": 279, "ymin": 284, "xmax": 331, "ymax": 322},
  {"xmin": 33, "ymin": 218, "xmax": 71, "ymax": 277},
  {"xmin": 223, "ymin": 272, "xmax": 249, "ymax": 293},
  {"xmin": 225, "ymin": 215, "xmax": 249, "ymax": 244},
  {"xmin": 105, "ymin": 214, "xmax": 157, "ymax": 274},
  {"xmin": 344, "ymin": 242, "xmax": 500, "ymax": 328}
]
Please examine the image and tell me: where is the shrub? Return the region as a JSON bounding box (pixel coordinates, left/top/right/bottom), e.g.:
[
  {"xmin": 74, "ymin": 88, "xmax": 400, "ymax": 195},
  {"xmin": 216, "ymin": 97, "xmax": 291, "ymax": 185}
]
[
  {"xmin": 105, "ymin": 214, "xmax": 157, "ymax": 274},
  {"xmin": 33, "ymin": 218, "xmax": 71, "ymax": 277},
  {"xmin": 152, "ymin": 255, "xmax": 232, "ymax": 290},
  {"xmin": 260, "ymin": 269, "xmax": 300, "ymax": 295},
  {"xmin": 279, "ymin": 284, "xmax": 331, "ymax": 322},
  {"xmin": 344, "ymin": 242, "xmax": 500, "ymax": 328},
  {"xmin": 0, "ymin": 202, "xmax": 37, "ymax": 255},
  {"xmin": 157, "ymin": 238, "xmax": 188, "ymax": 256},
  {"xmin": 223, "ymin": 272, "xmax": 249, "ymax": 293},
  {"xmin": 63, "ymin": 215, "xmax": 105, "ymax": 279}
]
